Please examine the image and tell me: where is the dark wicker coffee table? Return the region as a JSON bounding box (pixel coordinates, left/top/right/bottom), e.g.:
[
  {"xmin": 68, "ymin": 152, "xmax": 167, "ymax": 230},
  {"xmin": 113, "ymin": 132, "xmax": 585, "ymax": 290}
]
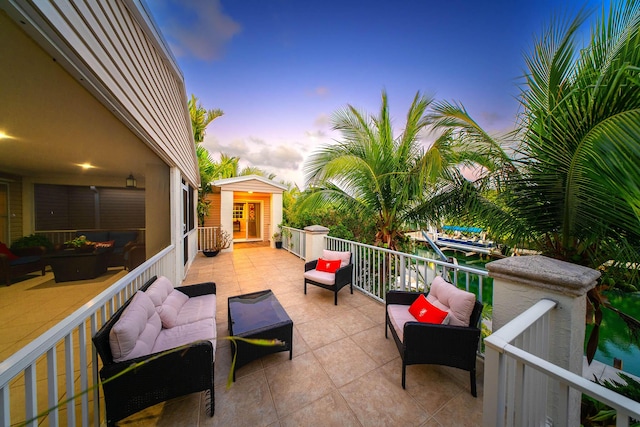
[
  {"xmin": 227, "ymin": 289, "xmax": 293, "ymax": 380},
  {"xmin": 45, "ymin": 249, "xmax": 111, "ymax": 282}
]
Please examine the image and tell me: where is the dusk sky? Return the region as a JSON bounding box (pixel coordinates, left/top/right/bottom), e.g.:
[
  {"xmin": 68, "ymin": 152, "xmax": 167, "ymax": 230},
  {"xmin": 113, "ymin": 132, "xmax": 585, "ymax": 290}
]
[{"xmin": 145, "ymin": 0, "xmax": 604, "ymax": 188}]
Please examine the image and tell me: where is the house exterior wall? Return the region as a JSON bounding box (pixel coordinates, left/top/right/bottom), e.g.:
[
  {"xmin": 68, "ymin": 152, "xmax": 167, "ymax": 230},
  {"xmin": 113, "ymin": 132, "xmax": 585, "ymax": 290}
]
[
  {"xmin": 1, "ymin": 0, "xmax": 199, "ymax": 187},
  {"xmin": 203, "ymin": 193, "xmax": 222, "ymax": 228}
]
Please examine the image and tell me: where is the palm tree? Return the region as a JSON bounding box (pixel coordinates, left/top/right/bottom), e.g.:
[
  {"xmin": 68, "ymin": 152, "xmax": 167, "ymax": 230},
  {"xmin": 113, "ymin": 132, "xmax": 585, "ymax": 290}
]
[
  {"xmin": 417, "ymin": 1, "xmax": 640, "ymax": 361},
  {"xmin": 188, "ymin": 94, "xmax": 223, "ymax": 144},
  {"xmin": 303, "ymin": 90, "xmax": 464, "ymax": 250},
  {"xmin": 211, "ymin": 153, "xmax": 240, "ymax": 179},
  {"xmin": 188, "ymin": 95, "xmax": 224, "ymax": 226}
]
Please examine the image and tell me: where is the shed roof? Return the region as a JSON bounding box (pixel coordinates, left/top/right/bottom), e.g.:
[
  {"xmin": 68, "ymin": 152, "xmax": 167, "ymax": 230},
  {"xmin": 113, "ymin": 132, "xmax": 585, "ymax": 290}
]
[{"xmin": 212, "ymin": 175, "xmax": 287, "ymax": 193}]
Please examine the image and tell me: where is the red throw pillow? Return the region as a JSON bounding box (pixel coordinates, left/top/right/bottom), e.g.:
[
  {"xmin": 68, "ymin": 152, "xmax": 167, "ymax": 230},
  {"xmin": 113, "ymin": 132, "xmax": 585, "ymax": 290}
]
[
  {"xmin": 94, "ymin": 240, "xmax": 115, "ymax": 248},
  {"xmin": 315, "ymin": 258, "xmax": 341, "ymax": 273},
  {"xmin": 0, "ymin": 243, "xmax": 19, "ymax": 261},
  {"xmin": 408, "ymin": 294, "xmax": 449, "ymax": 324}
]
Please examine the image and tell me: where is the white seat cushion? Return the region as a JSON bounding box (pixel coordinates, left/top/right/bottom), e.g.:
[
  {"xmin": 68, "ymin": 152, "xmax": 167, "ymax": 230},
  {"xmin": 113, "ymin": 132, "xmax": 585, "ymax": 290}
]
[
  {"xmin": 304, "ymin": 269, "xmax": 336, "ymax": 286},
  {"xmin": 153, "ymin": 318, "xmax": 216, "ymax": 359},
  {"xmin": 387, "ymin": 304, "xmax": 417, "ymax": 342},
  {"xmin": 171, "ymin": 294, "xmax": 216, "ymax": 326}
]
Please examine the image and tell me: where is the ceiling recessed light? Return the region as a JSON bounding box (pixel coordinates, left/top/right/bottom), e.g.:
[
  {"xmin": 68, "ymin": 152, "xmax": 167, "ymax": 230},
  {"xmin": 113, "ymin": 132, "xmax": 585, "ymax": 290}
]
[
  {"xmin": 78, "ymin": 163, "xmax": 95, "ymax": 170},
  {"xmin": 0, "ymin": 131, "xmax": 14, "ymax": 140}
]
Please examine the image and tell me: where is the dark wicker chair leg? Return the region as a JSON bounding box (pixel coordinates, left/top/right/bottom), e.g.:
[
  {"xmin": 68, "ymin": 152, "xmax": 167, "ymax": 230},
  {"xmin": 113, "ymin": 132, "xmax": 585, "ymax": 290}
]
[
  {"xmin": 304, "ymin": 281, "xmax": 307, "ymax": 294},
  {"xmin": 402, "ymin": 363, "xmax": 407, "ymax": 389},
  {"xmin": 334, "ymin": 291, "xmax": 338, "ymax": 305},
  {"xmin": 470, "ymin": 370, "xmax": 477, "ymax": 397},
  {"xmin": 209, "ymin": 387, "xmax": 215, "ymax": 416}
]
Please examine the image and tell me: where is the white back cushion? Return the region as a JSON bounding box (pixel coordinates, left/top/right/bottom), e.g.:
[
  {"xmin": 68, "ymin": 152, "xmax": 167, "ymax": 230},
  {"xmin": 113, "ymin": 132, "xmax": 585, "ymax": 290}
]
[
  {"xmin": 109, "ymin": 291, "xmax": 162, "ymax": 362},
  {"xmin": 426, "ymin": 276, "xmax": 476, "ymax": 327},
  {"xmin": 322, "ymin": 250, "xmax": 351, "ymax": 268},
  {"xmin": 157, "ymin": 290, "xmax": 189, "ymax": 328},
  {"xmin": 145, "ymin": 276, "xmax": 174, "ymax": 307}
]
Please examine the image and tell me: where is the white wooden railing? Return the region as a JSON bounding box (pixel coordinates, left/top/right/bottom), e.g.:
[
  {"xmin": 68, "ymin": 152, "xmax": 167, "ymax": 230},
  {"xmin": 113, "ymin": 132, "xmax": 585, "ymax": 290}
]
[
  {"xmin": 0, "ymin": 246, "xmax": 175, "ymax": 427},
  {"xmin": 483, "ymin": 299, "xmax": 640, "ymax": 427},
  {"xmin": 197, "ymin": 226, "xmax": 220, "ymax": 251},
  {"xmin": 325, "ymin": 235, "xmax": 489, "ymax": 304},
  {"xmin": 281, "ymin": 226, "xmax": 305, "ymax": 259}
]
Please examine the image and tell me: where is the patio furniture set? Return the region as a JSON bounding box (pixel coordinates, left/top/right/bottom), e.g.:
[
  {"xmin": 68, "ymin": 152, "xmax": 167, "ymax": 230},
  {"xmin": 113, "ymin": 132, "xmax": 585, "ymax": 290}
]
[
  {"xmin": 1, "ymin": 230, "xmax": 143, "ymax": 285},
  {"xmin": 91, "ymin": 250, "xmax": 482, "ymax": 424}
]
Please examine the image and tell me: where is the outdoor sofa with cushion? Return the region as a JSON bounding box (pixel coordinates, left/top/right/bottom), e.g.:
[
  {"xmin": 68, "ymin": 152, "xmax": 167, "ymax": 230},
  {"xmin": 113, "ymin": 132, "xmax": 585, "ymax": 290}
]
[
  {"xmin": 0, "ymin": 242, "xmax": 46, "ymax": 286},
  {"xmin": 303, "ymin": 250, "xmax": 353, "ymax": 305},
  {"xmin": 385, "ymin": 275, "xmax": 483, "ymax": 396},
  {"xmin": 92, "ymin": 275, "xmax": 217, "ymax": 426},
  {"xmin": 75, "ymin": 230, "xmax": 139, "ymax": 267}
]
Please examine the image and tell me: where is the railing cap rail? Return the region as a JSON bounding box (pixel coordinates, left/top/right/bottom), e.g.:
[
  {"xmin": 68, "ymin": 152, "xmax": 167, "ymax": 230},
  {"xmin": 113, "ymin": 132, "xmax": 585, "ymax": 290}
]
[{"xmin": 484, "ymin": 298, "xmax": 557, "ymax": 348}]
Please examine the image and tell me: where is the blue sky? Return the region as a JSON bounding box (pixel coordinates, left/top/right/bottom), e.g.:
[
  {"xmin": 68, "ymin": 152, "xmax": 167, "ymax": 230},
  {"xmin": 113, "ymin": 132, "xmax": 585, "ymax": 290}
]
[{"xmin": 145, "ymin": 0, "xmax": 603, "ymax": 188}]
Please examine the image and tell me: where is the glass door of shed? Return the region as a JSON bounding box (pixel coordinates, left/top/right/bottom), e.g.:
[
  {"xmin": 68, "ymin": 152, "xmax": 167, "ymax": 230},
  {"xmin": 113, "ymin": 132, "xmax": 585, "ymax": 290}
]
[{"xmin": 232, "ymin": 202, "xmax": 262, "ymax": 241}]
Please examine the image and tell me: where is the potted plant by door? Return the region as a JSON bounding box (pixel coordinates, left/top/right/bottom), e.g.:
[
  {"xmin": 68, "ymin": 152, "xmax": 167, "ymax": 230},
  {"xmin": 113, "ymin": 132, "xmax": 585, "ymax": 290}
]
[
  {"xmin": 203, "ymin": 228, "xmax": 231, "ymax": 257},
  {"xmin": 272, "ymin": 232, "xmax": 283, "ymax": 249}
]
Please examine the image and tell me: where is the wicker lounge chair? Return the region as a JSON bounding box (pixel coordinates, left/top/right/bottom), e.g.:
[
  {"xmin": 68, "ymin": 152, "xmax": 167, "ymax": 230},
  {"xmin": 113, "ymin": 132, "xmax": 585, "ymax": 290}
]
[
  {"xmin": 303, "ymin": 250, "xmax": 353, "ymax": 305},
  {"xmin": 385, "ymin": 276, "xmax": 483, "ymax": 396}
]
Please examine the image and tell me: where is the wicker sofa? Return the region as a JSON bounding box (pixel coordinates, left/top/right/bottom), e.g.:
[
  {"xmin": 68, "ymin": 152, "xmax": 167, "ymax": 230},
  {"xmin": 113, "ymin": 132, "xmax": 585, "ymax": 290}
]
[
  {"xmin": 92, "ymin": 275, "xmax": 217, "ymax": 426},
  {"xmin": 0, "ymin": 243, "xmax": 46, "ymax": 286}
]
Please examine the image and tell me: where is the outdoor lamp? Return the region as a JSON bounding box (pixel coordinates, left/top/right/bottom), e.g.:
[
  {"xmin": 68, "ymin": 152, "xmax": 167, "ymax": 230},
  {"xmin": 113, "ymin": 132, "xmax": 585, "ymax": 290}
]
[{"xmin": 126, "ymin": 173, "xmax": 137, "ymax": 188}]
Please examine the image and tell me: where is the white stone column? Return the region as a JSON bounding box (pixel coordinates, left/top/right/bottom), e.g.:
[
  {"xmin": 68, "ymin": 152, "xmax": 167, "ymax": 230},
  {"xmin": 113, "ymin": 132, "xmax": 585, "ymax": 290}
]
[
  {"xmin": 303, "ymin": 225, "xmax": 329, "ymax": 261},
  {"xmin": 486, "ymin": 255, "xmax": 599, "ymax": 425}
]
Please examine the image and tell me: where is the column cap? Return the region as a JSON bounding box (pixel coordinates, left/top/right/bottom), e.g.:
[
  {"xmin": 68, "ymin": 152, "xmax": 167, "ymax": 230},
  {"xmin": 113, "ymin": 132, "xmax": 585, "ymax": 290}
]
[
  {"xmin": 304, "ymin": 225, "xmax": 330, "ymax": 234},
  {"xmin": 487, "ymin": 255, "xmax": 600, "ymax": 297}
]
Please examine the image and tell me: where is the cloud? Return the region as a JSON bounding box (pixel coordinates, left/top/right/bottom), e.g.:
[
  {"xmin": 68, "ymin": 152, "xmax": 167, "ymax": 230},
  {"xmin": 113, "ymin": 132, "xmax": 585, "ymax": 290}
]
[
  {"xmin": 158, "ymin": 0, "xmax": 241, "ymax": 61},
  {"xmin": 314, "ymin": 113, "xmax": 330, "ymax": 127},
  {"xmin": 305, "ymin": 130, "xmax": 327, "ymax": 140},
  {"xmin": 480, "ymin": 111, "xmax": 502, "ymax": 126},
  {"xmin": 314, "ymin": 87, "xmax": 329, "ymax": 97},
  {"xmin": 203, "ymin": 137, "xmax": 304, "ymax": 171}
]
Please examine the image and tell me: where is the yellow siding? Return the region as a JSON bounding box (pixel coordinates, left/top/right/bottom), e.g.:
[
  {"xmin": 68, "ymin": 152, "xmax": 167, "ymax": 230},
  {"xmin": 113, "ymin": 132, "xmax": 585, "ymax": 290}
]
[{"xmin": 203, "ymin": 193, "xmax": 221, "ymax": 228}]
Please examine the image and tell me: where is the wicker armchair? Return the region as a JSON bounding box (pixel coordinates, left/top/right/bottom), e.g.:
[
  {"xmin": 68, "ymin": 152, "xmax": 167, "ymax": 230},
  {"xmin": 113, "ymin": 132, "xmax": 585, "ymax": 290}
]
[
  {"xmin": 92, "ymin": 276, "xmax": 215, "ymax": 426},
  {"xmin": 303, "ymin": 251, "xmax": 353, "ymax": 305},
  {"xmin": 385, "ymin": 288, "xmax": 483, "ymax": 396}
]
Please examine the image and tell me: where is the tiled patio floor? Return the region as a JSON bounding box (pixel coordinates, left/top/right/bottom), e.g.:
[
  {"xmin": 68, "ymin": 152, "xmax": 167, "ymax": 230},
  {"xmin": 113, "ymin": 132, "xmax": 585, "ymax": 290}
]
[
  {"xmin": 1, "ymin": 246, "xmax": 484, "ymax": 426},
  {"xmin": 122, "ymin": 247, "xmax": 484, "ymax": 426}
]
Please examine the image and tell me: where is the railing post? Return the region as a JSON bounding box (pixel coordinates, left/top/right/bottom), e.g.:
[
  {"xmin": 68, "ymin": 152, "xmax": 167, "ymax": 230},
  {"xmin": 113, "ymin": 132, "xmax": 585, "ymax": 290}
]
[
  {"xmin": 303, "ymin": 225, "xmax": 330, "ymax": 262},
  {"xmin": 485, "ymin": 255, "xmax": 599, "ymax": 426}
]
